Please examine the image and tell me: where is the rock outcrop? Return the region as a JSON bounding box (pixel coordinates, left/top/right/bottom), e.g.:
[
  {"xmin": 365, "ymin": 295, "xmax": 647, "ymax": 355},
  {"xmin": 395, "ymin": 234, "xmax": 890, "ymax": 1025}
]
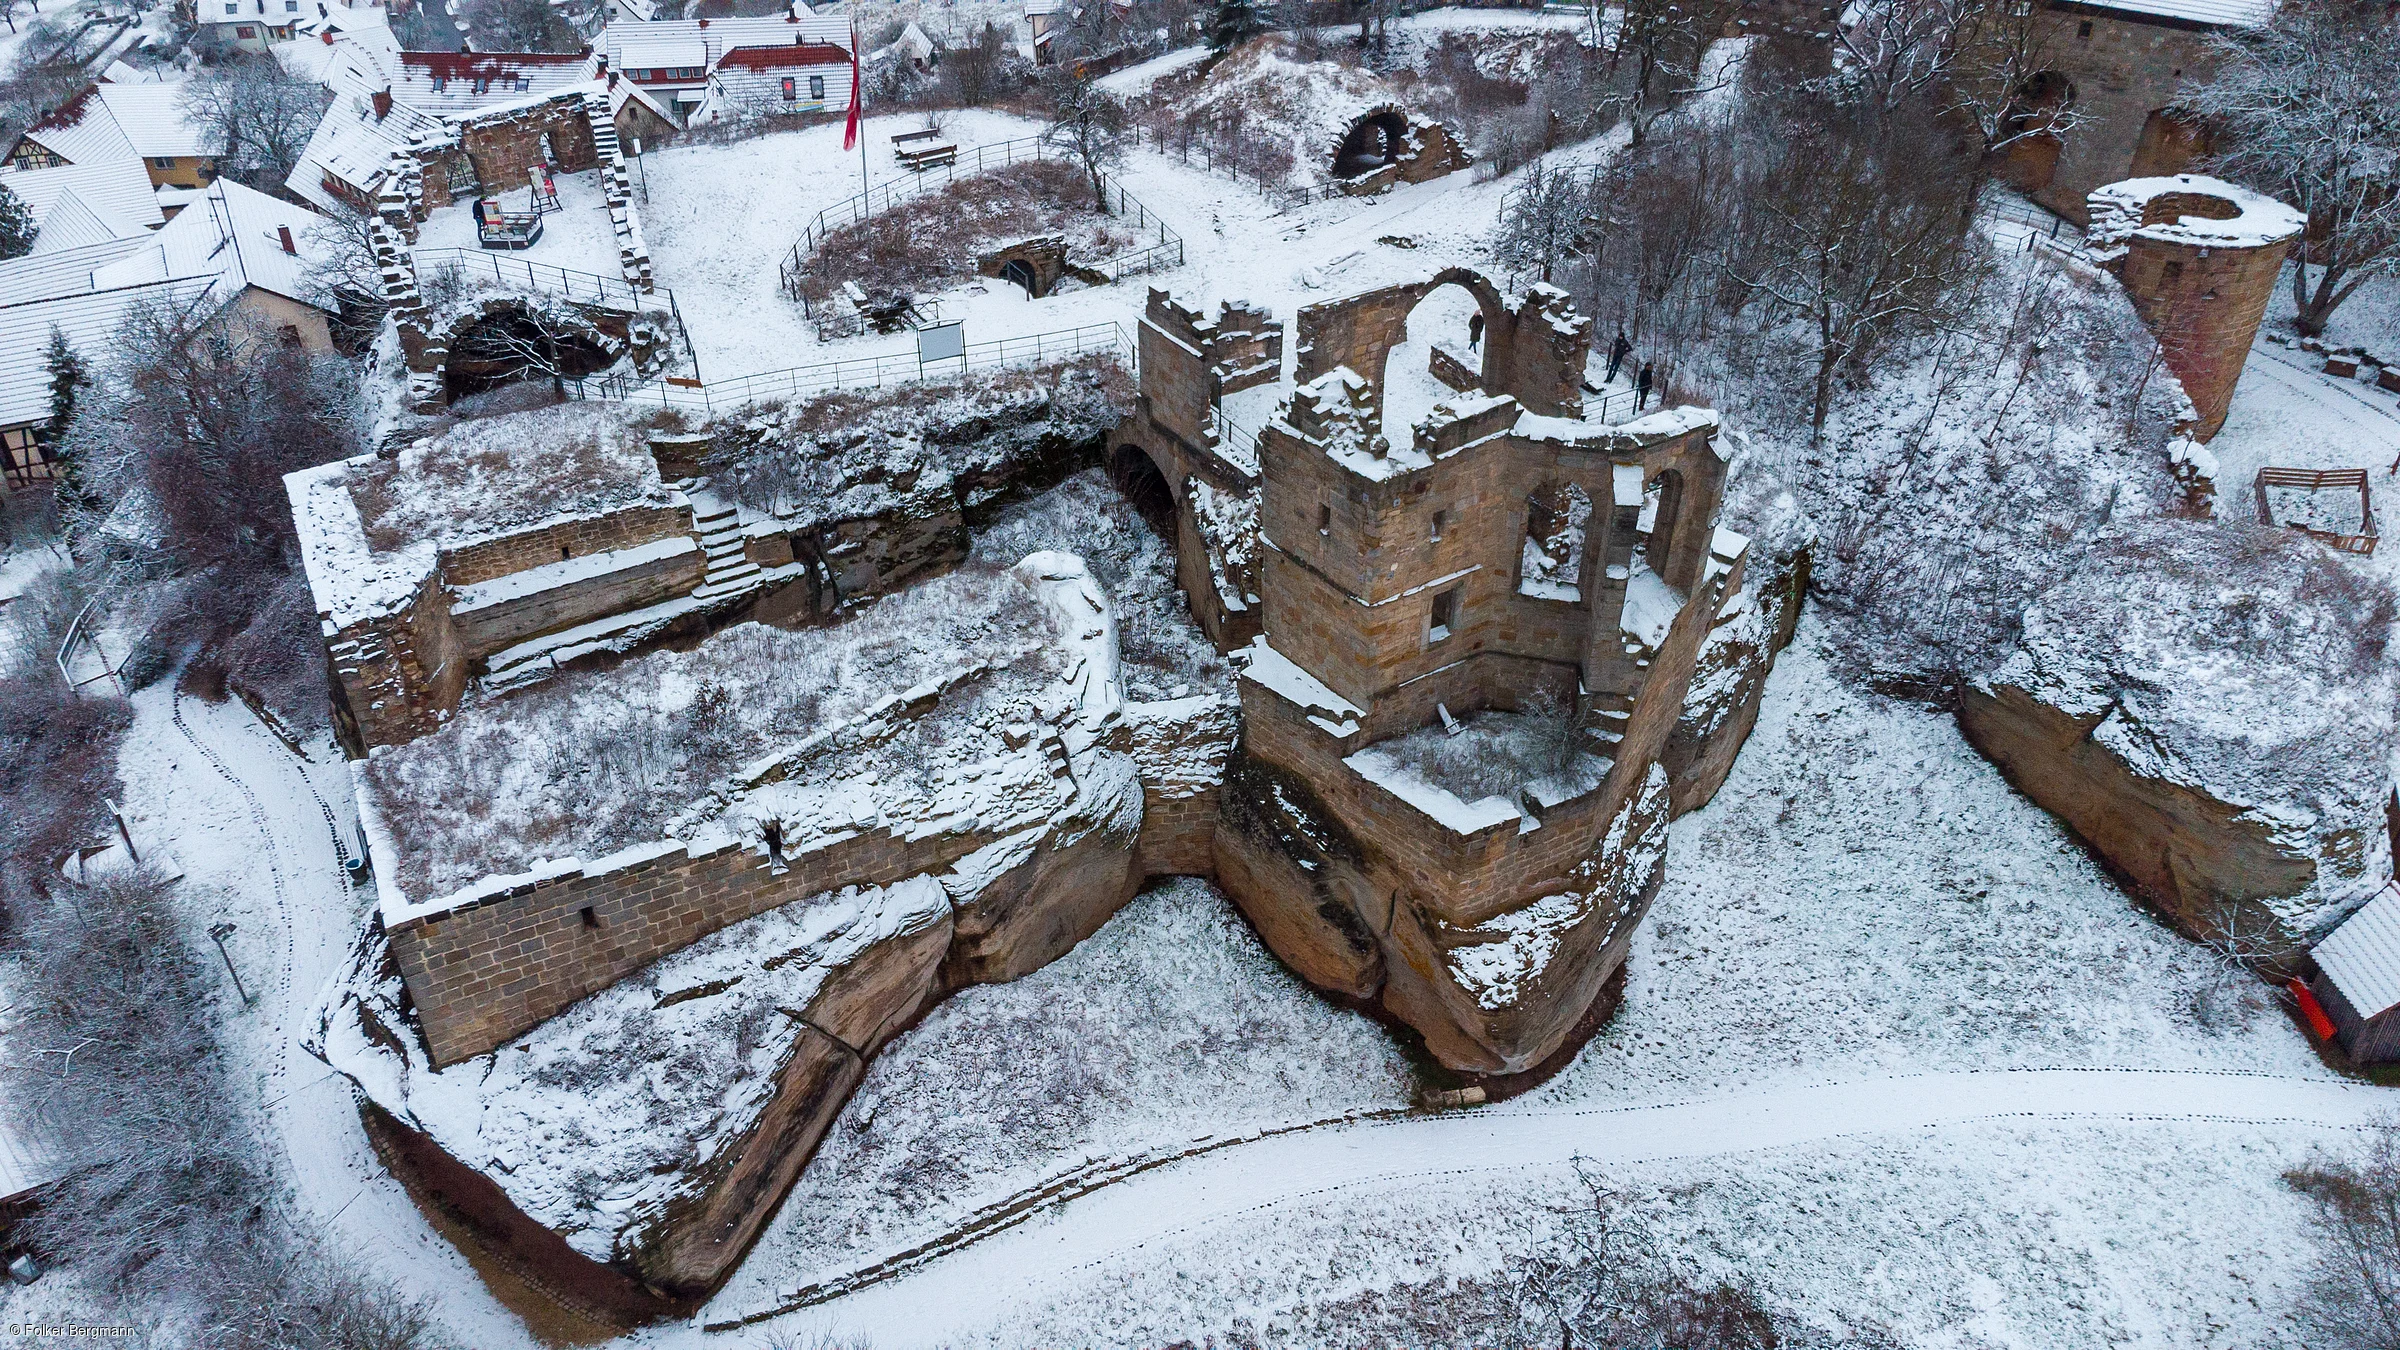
[
  {"xmin": 1959, "ymin": 518, "xmax": 2397, "ymax": 960},
  {"xmin": 1663, "ymin": 542, "xmax": 1810, "ymax": 817}
]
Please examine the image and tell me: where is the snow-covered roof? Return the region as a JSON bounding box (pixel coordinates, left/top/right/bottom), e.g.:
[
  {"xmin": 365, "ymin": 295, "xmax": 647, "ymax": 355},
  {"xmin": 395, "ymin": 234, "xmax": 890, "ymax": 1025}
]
[
  {"xmin": 89, "ymin": 82, "xmax": 213, "ymax": 159},
  {"xmin": 0, "ymin": 276, "xmax": 214, "ymax": 430},
  {"xmin": 393, "ymin": 50, "xmax": 595, "ymax": 115},
  {"xmin": 29, "ymin": 192, "xmax": 119, "ymax": 253},
  {"xmin": 285, "ymin": 71, "xmax": 452, "ymax": 210},
  {"xmin": 88, "ymin": 178, "xmax": 339, "ymax": 311},
  {"xmin": 274, "ymin": 21, "xmax": 402, "ymax": 89},
  {"xmin": 2318, "ymin": 883, "xmax": 2400, "ymax": 1020},
  {"xmin": 0, "ymin": 236, "xmax": 148, "ymax": 307},
  {"xmin": 0, "ymin": 158, "xmax": 164, "ymax": 241},
  {"xmin": 2086, "ymin": 173, "xmax": 2307, "ymax": 251},
  {"xmin": 598, "ymin": 15, "xmax": 851, "ymax": 82},
  {"xmin": 2057, "ymin": 0, "xmax": 2274, "ymax": 28},
  {"xmin": 703, "ymin": 46, "xmax": 853, "ymax": 118},
  {"xmin": 12, "ymin": 87, "xmax": 137, "ymax": 166}
]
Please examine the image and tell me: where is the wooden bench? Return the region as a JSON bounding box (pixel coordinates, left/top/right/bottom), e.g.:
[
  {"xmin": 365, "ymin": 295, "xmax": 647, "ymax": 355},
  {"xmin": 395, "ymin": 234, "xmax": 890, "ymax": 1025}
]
[
  {"xmin": 473, "ymin": 198, "xmax": 544, "ymax": 250},
  {"xmin": 2255, "ymin": 466, "xmax": 2378, "ymax": 555},
  {"xmin": 894, "ymin": 140, "xmax": 958, "ymax": 172}
]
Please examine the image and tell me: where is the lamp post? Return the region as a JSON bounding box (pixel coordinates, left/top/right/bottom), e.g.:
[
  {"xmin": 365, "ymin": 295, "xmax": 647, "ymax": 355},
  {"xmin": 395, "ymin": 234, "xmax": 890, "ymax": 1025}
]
[{"xmin": 208, "ymin": 922, "xmax": 254, "ymax": 1006}]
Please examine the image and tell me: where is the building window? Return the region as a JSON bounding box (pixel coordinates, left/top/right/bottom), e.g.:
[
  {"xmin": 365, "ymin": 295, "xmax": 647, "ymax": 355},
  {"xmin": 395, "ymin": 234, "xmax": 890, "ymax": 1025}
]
[
  {"xmin": 278, "ymin": 324, "xmax": 303, "ymax": 346},
  {"xmin": 153, "ymin": 156, "xmax": 176, "ymax": 169},
  {"xmin": 472, "ymin": 77, "xmax": 490, "ymax": 94},
  {"xmin": 235, "ymin": 24, "xmax": 256, "ymax": 36},
  {"xmin": 809, "ymin": 74, "xmax": 825, "ymax": 100},
  {"xmin": 2076, "ymin": 19, "xmax": 2092, "ymax": 36},
  {"xmin": 1430, "ymin": 509, "xmax": 1446, "ymax": 542},
  {"xmin": 3, "ymin": 427, "xmax": 55, "ymax": 488},
  {"xmin": 780, "ymin": 76, "xmax": 795, "ymax": 100},
  {"xmin": 430, "ymin": 75, "xmax": 446, "ymax": 90},
  {"xmin": 1428, "ymin": 588, "xmax": 1460, "ymax": 644},
  {"xmin": 513, "ymin": 76, "xmax": 529, "ymax": 90},
  {"xmin": 1317, "ymin": 503, "xmax": 1332, "ymax": 535},
  {"xmin": 224, "ymin": 3, "xmax": 238, "ymax": 13}
]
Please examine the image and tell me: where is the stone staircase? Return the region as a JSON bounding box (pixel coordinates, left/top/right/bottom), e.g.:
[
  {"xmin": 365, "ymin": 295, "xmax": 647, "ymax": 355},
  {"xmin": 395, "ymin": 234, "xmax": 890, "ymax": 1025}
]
[
  {"xmin": 479, "ymin": 484, "xmax": 792, "ymax": 693},
  {"xmin": 1585, "ymin": 690, "xmax": 1633, "ymax": 756},
  {"xmin": 582, "ymin": 92, "xmax": 654, "ymax": 294},
  {"xmin": 690, "ymin": 493, "xmax": 762, "ymax": 600}
]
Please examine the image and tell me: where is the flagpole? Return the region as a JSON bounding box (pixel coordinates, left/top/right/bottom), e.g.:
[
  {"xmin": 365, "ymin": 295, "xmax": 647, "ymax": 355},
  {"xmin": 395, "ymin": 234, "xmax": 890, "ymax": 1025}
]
[{"xmin": 850, "ymin": 20, "xmax": 868, "ymax": 215}]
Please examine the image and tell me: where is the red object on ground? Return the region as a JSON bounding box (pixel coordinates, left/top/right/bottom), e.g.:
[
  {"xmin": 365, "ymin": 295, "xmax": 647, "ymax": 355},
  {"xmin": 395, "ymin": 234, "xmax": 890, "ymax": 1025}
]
[{"xmin": 2290, "ymin": 978, "xmax": 2339, "ymax": 1042}]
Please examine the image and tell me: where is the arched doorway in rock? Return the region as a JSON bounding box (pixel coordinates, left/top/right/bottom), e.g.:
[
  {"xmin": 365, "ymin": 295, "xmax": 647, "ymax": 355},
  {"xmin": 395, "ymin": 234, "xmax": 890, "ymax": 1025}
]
[
  {"xmin": 1000, "ymin": 258, "xmax": 1040, "ymax": 297},
  {"xmin": 443, "ymin": 307, "xmax": 614, "ymax": 404},
  {"xmin": 2129, "ymin": 107, "xmax": 2209, "ymax": 179},
  {"xmin": 1995, "ymin": 72, "xmax": 2075, "ymax": 193},
  {"xmin": 1334, "ymin": 110, "xmax": 1411, "ymax": 179},
  {"xmin": 1378, "ymin": 283, "xmax": 1489, "ymax": 446},
  {"xmin": 1643, "ymin": 468, "xmax": 1685, "ymax": 583},
  {"xmin": 1518, "ymin": 480, "xmax": 1593, "ymax": 602},
  {"xmin": 1109, "ymin": 443, "xmax": 1175, "ymax": 535}
]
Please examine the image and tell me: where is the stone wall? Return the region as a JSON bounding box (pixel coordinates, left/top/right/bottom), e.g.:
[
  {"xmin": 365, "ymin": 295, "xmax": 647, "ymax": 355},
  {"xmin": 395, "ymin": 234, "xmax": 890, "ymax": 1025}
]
[
  {"xmin": 2025, "ymin": 6, "xmax": 2220, "ymax": 223},
  {"xmin": 1292, "ymin": 272, "xmax": 1587, "ymax": 419},
  {"xmin": 448, "ymin": 539, "xmax": 704, "ymax": 656},
  {"xmin": 387, "ymin": 784, "xmax": 1023, "ymax": 1067},
  {"xmin": 440, "ymin": 501, "xmax": 690, "ymax": 585},
  {"xmin": 2099, "ymin": 198, "xmax": 2294, "ymax": 442}
]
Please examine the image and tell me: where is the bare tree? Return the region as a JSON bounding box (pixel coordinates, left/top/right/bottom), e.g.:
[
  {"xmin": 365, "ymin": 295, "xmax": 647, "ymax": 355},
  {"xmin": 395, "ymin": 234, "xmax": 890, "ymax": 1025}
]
[
  {"xmin": 180, "ymin": 56, "xmax": 332, "ymax": 190},
  {"xmin": 2289, "ymin": 1122, "xmax": 2400, "ymax": 1350},
  {"xmin": 459, "ymin": 0, "xmax": 581, "ymax": 53},
  {"xmin": 938, "ymin": 23, "xmax": 1016, "ymax": 107},
  {"xmin": 1717, "ymin": 94, "xmax": 1982, "ymax": 443},
  {"xmin": 1493, "ymin": 159, "xmax": 1593, "ymax": 285},
  {"xmin": 1040, "ymin": 65, "xmax": 1128, "ymax": 213},
  {"xmin": 2179, "ymin": 0, "xmax": 2400, "ymax": 336},
  {"xmin": 1603, "ymin": 0, "xmax": 1733, "ymax": 148}
]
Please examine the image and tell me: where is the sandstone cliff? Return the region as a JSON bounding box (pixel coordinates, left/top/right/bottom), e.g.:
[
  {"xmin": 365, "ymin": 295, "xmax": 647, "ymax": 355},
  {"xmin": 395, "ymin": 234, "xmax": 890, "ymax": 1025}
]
[
  {"xmin": 1663, "ymin": 540, "xmax": 1810, "ymax": 817},
  {"xmin": 1958, "ymin": 518, "xmax": 2397, "ymax": 960}
]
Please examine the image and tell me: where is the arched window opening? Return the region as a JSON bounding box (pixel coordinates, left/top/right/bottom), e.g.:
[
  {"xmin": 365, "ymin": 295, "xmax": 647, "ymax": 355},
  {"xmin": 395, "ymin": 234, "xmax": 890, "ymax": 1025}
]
[{"xmin": 1518, "ymin": 481, "xmax": 1593, "ymax": 602}]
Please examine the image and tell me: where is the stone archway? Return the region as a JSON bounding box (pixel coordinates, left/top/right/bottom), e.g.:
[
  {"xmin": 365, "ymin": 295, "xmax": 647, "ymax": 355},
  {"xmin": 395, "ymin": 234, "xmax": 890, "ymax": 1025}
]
[
  {"xmin": 1334, "ymin": 109, "xmax": 1412, "ymax": 179},
  {"xmin": 439, "ymin": 301, "xmax": 619, "ymax": 404},
  {"xmin": 1109, "ymin": 443, "xmax": 1175, "ymax": 534},
  {"xmin": 1995, "ymin": 72, "xmax": 2075, "ymax": 193}
]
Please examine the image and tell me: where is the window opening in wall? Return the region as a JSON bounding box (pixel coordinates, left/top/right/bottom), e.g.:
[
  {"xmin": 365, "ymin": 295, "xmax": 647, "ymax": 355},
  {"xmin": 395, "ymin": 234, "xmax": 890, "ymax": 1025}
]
[
  {"xmin": 561, "ymin": 544, "xmax": 572, "ymax": 560},
  {"xmin": 1431, "ymin": 509, "xmax": 1447, "ymax": 542},
  {"xmin": 1428, "ymin": 587, "xmax": 1460, "ymax": 644},
  {"xmin": 2076, "ymin": 19, "xmax": 2092, "ymax": 36},
  {"xmin": 2161, "ymin": 260, "xmax": 2184, "ymax": 287},
  {"xmin": 579, "ymin": 905, "xmax": 599, "ymax": 928},
  {"xmin": 1518, "ymin": 481, "xmax": 1592, "ymax": 602},
  {"xmin": 1318, "ymin": 504, "xmax": 1332, "ymax": 535}
]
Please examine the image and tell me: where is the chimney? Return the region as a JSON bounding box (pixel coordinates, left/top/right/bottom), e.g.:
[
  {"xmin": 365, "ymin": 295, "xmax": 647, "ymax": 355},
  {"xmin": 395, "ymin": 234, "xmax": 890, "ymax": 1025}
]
[
  {"xmin": 320, "ymin": 28, "xmax": 334, "ymax": 43},
  {"xmin": 696, "ymin": 15, "xmax": 707, "ymax": 24},
  {"xmin": 371, "ymin": 86, "xmax": 391, "ymax": 119},
  {"xmin": 277, "ymin": 224, "xmax": 296, "ymax": 254},
  {"xmin": 606, "ymin": 69, "xmax": 618, "ymax": 88}
]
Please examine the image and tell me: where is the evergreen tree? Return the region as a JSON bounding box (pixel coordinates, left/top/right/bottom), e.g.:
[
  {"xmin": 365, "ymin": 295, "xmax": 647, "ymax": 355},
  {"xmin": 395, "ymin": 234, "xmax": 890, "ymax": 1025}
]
[
  {"xmin": 44, "ymin": 326, "xmax": 92, "ymax": 513},
  {"xmin": 1206, "ymin": 0, "xmax": 1263, "ymax": 52},
  {"xmin": 0, "ymin": 182, "xmax": 35, "ymax": 261}
]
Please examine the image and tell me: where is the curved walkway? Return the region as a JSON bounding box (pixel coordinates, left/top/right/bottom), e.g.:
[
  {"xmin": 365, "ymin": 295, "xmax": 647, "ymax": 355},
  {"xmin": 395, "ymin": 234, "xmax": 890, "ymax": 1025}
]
[{"xmin": 715, "ymin": 1066, "xmax": 2381, "ymax": 1339}]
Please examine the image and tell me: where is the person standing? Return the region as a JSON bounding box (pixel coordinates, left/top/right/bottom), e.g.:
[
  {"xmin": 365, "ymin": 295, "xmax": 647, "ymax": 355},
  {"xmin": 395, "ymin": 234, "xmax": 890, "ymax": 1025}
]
[
  {"xmin": 1605, "ymin": 328, "xmax": 1632, "ymax": 384},
  {"xmin": 1636, "ymin": 361, "xmax": 1654, "ymax": 411},
  {"xmin": 1468, "ymin": 311, "xmax": 1485, "ymax": 352}
]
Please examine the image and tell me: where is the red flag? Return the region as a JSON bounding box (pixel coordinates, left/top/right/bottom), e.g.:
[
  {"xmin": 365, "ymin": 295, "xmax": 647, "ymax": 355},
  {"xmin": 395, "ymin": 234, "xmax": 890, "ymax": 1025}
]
[{"xmin": 842, "ymin": 21, "xmax": 862, "ymax": 150}]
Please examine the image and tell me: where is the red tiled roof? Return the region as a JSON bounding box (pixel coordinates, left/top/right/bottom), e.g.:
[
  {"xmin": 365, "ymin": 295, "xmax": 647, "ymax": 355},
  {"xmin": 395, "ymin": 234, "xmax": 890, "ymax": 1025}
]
[
  {"xmin": 713, "ymin": 42, "xmax": 850, "ymax": 69},
  {"xmin": 29, "ymin": 85, "xmax": 99, "ymax": 133},
  {"xmin": 399, "ymin": 49, "xmax": 591, "ymax": 78}
]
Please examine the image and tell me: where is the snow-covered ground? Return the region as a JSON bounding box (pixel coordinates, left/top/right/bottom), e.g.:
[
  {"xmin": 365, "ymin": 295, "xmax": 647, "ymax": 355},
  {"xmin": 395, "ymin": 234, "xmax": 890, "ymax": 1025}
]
[
  {"xmin": 415, "ymin": 164, "xmax": 627, "ymax": 281},
  {"xmin": 695, "ymin": 623, "xmax": 2365, "ymax": 1349},
  {"xmin": 2209, "ymin": 340, "xmax": 2400, "ymax": 580}
]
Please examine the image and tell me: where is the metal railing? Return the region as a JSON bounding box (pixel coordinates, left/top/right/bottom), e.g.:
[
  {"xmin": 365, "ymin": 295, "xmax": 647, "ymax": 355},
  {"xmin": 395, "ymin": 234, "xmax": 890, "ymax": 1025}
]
[
  {"xmin": 1977, "ymin": 191, "xmax": 2084, "ymax": 255},
  {"xmin": 54, "ymin": 597, "xmax": 119, "ymax": 698},
  {"xmin": 571, "ymin": 321, "xmax": 1133, "ymax": 415},
  {"xmin": 778, "ymin": 136, "xmax": 1185, "ymax": 306},
  {"xmin": 414, "ymin": 247, "xmax": 666, "ymax": 312}
]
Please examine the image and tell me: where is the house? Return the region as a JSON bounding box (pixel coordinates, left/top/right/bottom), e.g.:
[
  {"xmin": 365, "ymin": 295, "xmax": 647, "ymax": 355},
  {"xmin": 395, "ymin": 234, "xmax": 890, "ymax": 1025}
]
[
  {"xmin": 186, "ymin": 0, "xmax": 383, "ymax": 53},
  {"xmin": 0, "ymin": 159, "xmax": 167, "ymax": 254},
  {"xmin": 597, "ymin": 15, "xmax": 851, "ymax": 122},
  {"xmin": 1999, "ymin": 0, "xmax": 2276, "ymax": 223},
  {"xmin": 1, "ymin": 83, "xmax": 220, "ymax": 190},
  {"xmin": 0, "ymin": 181, "xmax": 343, "ymax": 495},
  {"xmin": 696, "ymin": 38, "xmax": 855, "ymax": 121},
  {"xmin": 391, "ymin": 50, "xmax": 597, "ymax": 116},
  {"xmin": 2311, "ymin": 883, "xmax": 2400, "ymax": 1065}
]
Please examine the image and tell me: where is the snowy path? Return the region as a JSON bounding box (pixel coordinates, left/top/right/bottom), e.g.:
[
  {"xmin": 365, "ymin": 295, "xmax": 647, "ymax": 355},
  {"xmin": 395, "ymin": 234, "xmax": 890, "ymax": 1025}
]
[
  {"xmin": 120, "ymin": 687, "xmax": 544, "ymax": 1350},
  {"xmin": 715, "ymin": 1066, "xmax": 2379, "ymax": 1344}
]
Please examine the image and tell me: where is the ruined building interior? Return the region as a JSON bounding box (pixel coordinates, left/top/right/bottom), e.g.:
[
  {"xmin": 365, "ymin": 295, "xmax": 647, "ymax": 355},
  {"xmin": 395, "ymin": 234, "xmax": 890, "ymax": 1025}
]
[{"xmin": 295, "ymin": 269, "xmax": 1756, "ymax": 1325}]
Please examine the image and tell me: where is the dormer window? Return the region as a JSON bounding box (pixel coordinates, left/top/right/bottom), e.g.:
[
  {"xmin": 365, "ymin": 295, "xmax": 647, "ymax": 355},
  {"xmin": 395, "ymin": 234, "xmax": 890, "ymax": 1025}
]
[{"xmin": 431, "ymin": 75, "xmax": 447, "ymax": 90}]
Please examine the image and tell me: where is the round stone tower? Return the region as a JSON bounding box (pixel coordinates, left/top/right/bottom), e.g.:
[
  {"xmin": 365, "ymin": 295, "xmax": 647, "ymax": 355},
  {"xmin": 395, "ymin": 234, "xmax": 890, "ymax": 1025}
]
[{"xmin": 2086, "ymin": 173, "xmax": 2306, "ymax": 441}]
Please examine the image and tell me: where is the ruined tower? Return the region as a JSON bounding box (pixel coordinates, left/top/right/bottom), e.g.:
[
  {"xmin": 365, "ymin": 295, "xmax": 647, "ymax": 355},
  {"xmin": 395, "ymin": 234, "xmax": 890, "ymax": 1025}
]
[{"xmin": 2087, "ymin": 173, "xmax": 2305, "ymax": 441}]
